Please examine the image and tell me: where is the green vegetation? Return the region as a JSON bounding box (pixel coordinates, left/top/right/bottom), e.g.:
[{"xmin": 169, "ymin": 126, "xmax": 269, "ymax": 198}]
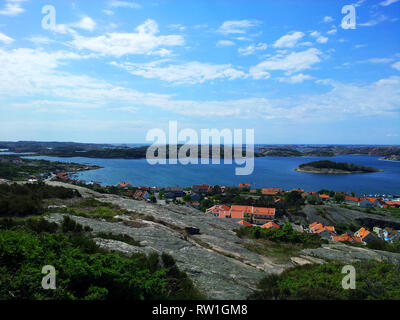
[
  {"xmin": 0, "ymin": 183, "xmax": 80, "ymax": 217},
  {"xmin": 366, "ymin": 240, "xmax": 400, "ymax": 253},
  {"xmin": 235, "ymin": 222, "xmax": 326, "ymax": 247},
  {"xmin": 0, "ymin": 156, "xmax": 100, "ymax": 180},
  {"xmin": 249, "ymin": 260, "xmax": 400, "ymax": 300},
  {"xmin": 0, "ymin": 215, "xmax": 204, "ymax": 300},
  {"xmin": 298, "ymin": 160, "xmax": 380, "ymax": 173},
  {"xmin": 50, "ymin": 198, "xmax": 128, "ymax": 221},
  {"xmin": 94, "ymin": 232, "xmax": 142, "ymax": 247}
]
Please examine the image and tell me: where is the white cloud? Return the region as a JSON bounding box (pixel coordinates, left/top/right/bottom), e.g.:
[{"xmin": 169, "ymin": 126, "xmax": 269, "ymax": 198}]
[
  {"xmin": 111, "ymin": 60, "xmax": 247, "ymax": 84},
  {"xmin": 71, "ymin": 16, "xmax": 96, "ymax": 31},
  {"xmin": 392, "ymin": 61, "xmax": 400, "ymax": 71},
  {"xmin": 70, "ymin": 19, "xmax": 184, "ymax": 57},
  {"xmin": 380, "ymin": 0, "xmax": 400, "ymax": 6},
  {"xmin": 278, "ymin": 73, "xmax": 313, "ymax": 84},
  {"xmin": 359, "ymin": 14, "xmax": 388, "ymax": 26},
  {"xmin": 323, "ymin": 16, "xmax": 334, "ymax": 23},
  {"xmin": 238, "ymin": 42, "xmax": 267, "ymax": 56},
  {"xmin": 169, "ymin": 24, "xmax": 186, "ymax": 31},
  {"xmin": 327, "ymin": 28, "xmax": 337, "ymax": 35},
  {"xmin": 316, "ymin": 36, "xmax": 328, "ymax": 44},
  {"xmin": 250, "ymin": 48, "xmax": 322, "ymax": 78},
  {"xmin": 273, "ymin": 31, "xmax": 304, "ymax": 48},
  {"xmin": 0, "ymin": 32, "xmax": 14, "ymax": 44},
  {"xmin": 0, "ymin": 0, "xmax": 26, "ymax": 16},
  {"xmin": 0, "ymin": 47, "xmax": 399, "ymax": 122},
  {"xmin": 216, "ymin": 40, "xmax": 235, "ymax": 47},
  {"xmin": 103, "ymin": 9, "xmax": 114, "ymax": 15},
  {"xmin": 108, "ymin": 0, "xmax": 141, "ymax": 8},
  {"xmin": 217, "ymin": 20, "xmax": 261, "ymax": 35}
]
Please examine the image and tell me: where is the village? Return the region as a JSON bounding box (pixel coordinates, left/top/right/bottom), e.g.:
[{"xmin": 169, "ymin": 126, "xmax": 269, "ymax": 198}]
[{"xmin": 48, "ymin": 170, "xmax": 400, "ymax": 247}]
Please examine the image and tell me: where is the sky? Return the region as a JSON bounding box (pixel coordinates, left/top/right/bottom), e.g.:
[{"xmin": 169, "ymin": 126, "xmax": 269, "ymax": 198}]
[{"xmin": 0, "ymin": 0, "xmax": 399, "ymax": 144}]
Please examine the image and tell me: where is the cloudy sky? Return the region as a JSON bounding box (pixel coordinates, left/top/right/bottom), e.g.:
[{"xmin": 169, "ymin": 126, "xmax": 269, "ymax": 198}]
[{"xmin": 0, "ymin": 0, "xmax": 399, "ymax": 144}]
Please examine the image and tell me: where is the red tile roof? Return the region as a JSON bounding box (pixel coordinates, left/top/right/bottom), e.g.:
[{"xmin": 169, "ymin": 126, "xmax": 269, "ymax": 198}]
[
  {"xmin": 238, "ymin": 220, "xmax": 252, "ymax": 227},
  {"xmin": 333, "ymin": 234, "xmax": 362, "ymax": 243},
  {"xmin": 261, "ymin": 222, "xmax": 280, "ymax": 229},
  {"xmin": 118, "ymin": 182, "xmax": 131, "ymax": 187},
  {"xmin": 261, "ymin": 188, "xmax": 282, "ymax": 195},
  {"xmin": 239, "ymin": 183, "xmax": 251, "ymax": 188},
  {"xmin": 345, "ymin": 196, "xmax": 360, "ymax": 202},
  {"xmin": 319, "ymin": 194, "xmax": 330, "ymax": 199}
]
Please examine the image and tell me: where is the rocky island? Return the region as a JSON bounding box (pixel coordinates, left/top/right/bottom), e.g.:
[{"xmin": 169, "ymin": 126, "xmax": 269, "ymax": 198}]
[{"xmin": 295, "ymin": 160, "xmax": 382, "ymax": 174}]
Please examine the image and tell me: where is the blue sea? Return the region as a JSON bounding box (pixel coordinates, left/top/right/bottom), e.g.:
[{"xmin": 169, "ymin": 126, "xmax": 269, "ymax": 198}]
[{"xmin": 24, "ymin": 154, "xmax": 400, "ymax": 195}]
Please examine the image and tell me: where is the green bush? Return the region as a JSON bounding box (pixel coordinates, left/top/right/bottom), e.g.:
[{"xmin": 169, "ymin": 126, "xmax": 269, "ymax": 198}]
[
  {"xmin": 249, "ymin": 261, "xmax": 400, "ymax": 300},
  {"xmin": 0, "ymin": 228, "xmax": 204, "ymax": 300}
]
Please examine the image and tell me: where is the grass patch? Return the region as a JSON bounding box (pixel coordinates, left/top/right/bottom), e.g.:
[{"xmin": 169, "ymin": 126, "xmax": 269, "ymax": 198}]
[{"xmin": 94, "ymin": 232, "xmax": 142, "ymax": 247}]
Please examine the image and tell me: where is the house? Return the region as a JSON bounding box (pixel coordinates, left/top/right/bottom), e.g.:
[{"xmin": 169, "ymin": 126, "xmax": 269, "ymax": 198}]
[
  {"xmin": 384, "ymin": 200, "xmax": 400, "ymax": 208},
  {"xmin": 56, "ymin": 172, "xmax": 69, "ymax": 182},
  {"xmin": 238, "ymin": 220, "xmax": 253, "ymax": 227},
  {"xmin": 239, "ymin": 183, "xmax": 251, "ymax": 189},
  {"xmin": 138, "ymin": 186, "xmax": 151, "ymax": 191},
  {"xmin": 192, "ymin": 184, "xmax": 210, "ymax": 195},
  {"xmin": 354, "ymin": 227, "xmax": 376, "ymax": 243},
  {"xmin": 250, "ymin": 189, "xmax": 257, "ymax": 193},
  {"xmin": 261, "ymin": 221, "xmax": 280, "ymax": 229},
  {"xmin": 309, "ymin": 222, "xmax": 336, "ymax": 239},
  {"xmin": 189, "ymin": 192, "xmax": 200, "ymax": 202},
  {"xmin": 251, "ymin": 207, "xmax": 276, "ymax": 225},
  {"xmin": 359, "ymin": 199, "xmax": 374, "ymax": 208},
  {"xmin": 373, "ymin": 226, "xmax": 384, "ymax": 239},
  {"xmin": 205, "ymin": 205, "xmax": 230, "ymax": 218},
  {"xmin": 319, "ymin": 194, "xmax": 330, "ymax": 201},
  {"xmin": 344, "ymin": 196, "xmax": 361, "ymax": 205},
  {"xmin": 116, "ymin": 182, "xmax": 131, "ymax": 189},
  {"xmin": 333, "ymin": 234, "xmax": 362, "ymax": 243},
  {"xmin": 164, "ymin": 187, "xmax": 184, "ymax": 198},
  {"xmin": 261, "ymin": 188, "xmax": 282, "ymax": 196},
  {"xmin": 133, "ymin": 190, "xmax": 150, "ymax": 201},
  {"xmin": 383, "ymin": 228, "xmax": 400, "ymax": 242}
]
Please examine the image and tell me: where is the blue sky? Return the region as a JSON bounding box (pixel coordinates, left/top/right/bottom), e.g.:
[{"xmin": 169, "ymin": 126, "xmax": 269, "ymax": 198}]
[{"xmin": 0, "ymin": 0, "xmax": 399, "ymax": 144}]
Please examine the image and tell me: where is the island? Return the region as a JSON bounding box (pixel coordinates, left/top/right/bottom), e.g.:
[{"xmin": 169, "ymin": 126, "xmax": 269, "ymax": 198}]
[
  {"xmin": 380, "ymin": 155, "xmax": 400, "ymax": 161},
  {"xmin": 295, "ymin": 160, "xmax": 382, "ymax": 174}
]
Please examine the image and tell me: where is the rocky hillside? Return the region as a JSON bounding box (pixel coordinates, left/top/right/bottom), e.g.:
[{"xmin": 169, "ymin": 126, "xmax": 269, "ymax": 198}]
[{"xmin": 43, "ymin": 182, "xmax": 400, "ymax": 300}]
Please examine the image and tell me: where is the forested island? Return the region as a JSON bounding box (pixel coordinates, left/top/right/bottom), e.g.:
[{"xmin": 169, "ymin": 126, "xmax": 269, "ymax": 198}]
[{"xmin": 295, "ymin": 160, "xmax": 382, "ymax": 174}]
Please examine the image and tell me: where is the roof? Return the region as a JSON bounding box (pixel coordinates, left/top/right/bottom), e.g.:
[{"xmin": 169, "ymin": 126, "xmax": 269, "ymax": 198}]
[
  {"xmin": 239, "ymin": 183, "xmax": 251, "ymax": 187},
  {"xmin": 319, "ymin": 194, "xmax": 330, "ymax": 199},
  {"xmin": 355, "ymin": 227, "xmax": 371, "ymax": 240},
  {"xmin": 385, "ymin": 200, "xmax": 400, "ymax": 206},
  {"xmin": 345, "ymin": 196, "xmax": 360, "ymax": 202},
  {"xmin": 165, "ymin": 186, "xmax": 184, "ymax": 192},
  {"xmin": 333, "ymin": 234, "xmax": 362, "ymax": 243},
  {"xmin": 261, "ymin": 222, "xmax": 280, "ymax": 229},
  {"xmin": 238, "ymin": 220, "xmax": 252, "ymax": 227},
  {"xmin": 133, "ymin": 190, "xmax": 148, "ymax": 199},
  {"xmin": 118, "ymin": 182, "xmax": 131, "ymax": 187},
  {"xmin": 206, "ymin": 205, "xmax": 230, "ymax": 214},
  {"xmin": 192, "ymin": 184, "xmax": 210, "ymax": 190},
  {"xmin": 230, "ymin": 205, "xmax": 251, "ymax": 219},
  {"xmin": 252, "ymin": 207, "xmax": 275, "ymax": 216},
  {"xmin": 261, "ymin": 187, "xmax": 282, "ymax": 195},
  {"xmin": 309, "ymin": 222, "xmax": 335, "ymax": 234}
]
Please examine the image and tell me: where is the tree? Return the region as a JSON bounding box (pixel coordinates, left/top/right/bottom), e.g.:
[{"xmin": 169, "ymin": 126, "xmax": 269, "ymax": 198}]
[{"xmin": 334, "ymin": 193, "xmax": 345, "ymax": 203}]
